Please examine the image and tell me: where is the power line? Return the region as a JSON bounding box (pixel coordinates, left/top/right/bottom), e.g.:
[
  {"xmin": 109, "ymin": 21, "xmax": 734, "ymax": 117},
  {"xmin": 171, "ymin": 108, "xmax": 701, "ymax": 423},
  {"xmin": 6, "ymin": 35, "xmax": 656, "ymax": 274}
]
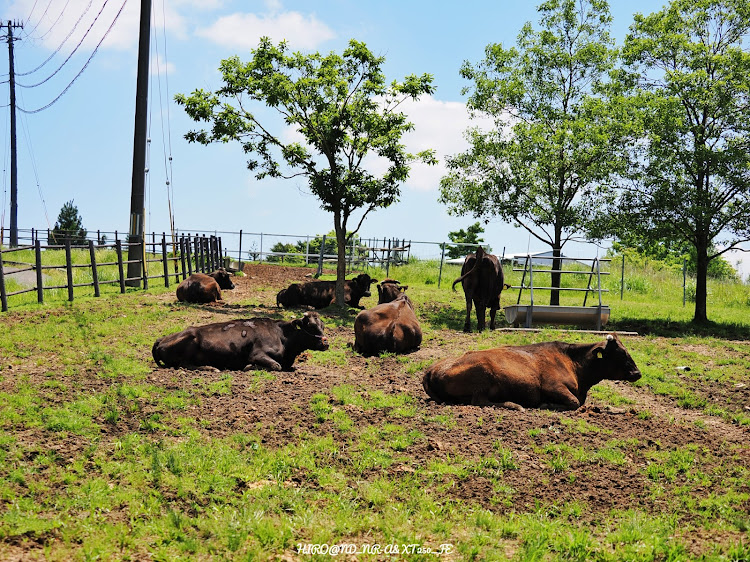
[
  {"xmin": 17, "ymin": 0, "xmax": 89, "ymax": 76},
  {"xmin": 21, "ymin": 0, "xmax": 54, "ymax": 40},
  {"xmin": 17, "ymin": 0, "xmax": 113, "ymax": 88},
  {"xmin": 17, "ymin": 88, "xmax": 51, "ymax": 228},
  {"xmin": 18, "ymin": 0, "xmax": 128, "ymax": 114},
  {"xmin": 28, "ymin": 0, "xmax": 73, "ymax": 42}
]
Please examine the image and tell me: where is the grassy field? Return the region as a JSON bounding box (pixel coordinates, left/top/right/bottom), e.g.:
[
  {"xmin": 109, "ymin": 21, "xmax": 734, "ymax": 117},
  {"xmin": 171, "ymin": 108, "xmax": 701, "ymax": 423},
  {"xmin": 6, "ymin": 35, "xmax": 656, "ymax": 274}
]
[{"xmin": 0, "ymin": 253, "xmax": 748, "ymax": 560}]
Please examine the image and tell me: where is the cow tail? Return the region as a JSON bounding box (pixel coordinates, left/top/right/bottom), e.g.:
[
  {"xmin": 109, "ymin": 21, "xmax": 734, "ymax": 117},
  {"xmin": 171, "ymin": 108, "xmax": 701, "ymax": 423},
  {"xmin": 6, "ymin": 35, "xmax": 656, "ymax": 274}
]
[
  {"xmin": 451, "ymin": 259, "xmax": 479, "ymax": 292},
  {"xmin": 152, "ymin": 339, "xmax": 166, "ymax": 367}
]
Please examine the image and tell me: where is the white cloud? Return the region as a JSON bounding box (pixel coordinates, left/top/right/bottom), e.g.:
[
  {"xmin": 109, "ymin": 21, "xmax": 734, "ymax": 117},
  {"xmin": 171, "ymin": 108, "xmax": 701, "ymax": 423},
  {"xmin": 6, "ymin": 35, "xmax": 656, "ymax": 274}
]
[
  {"xmin": 150, "ymin": 54, "xmax": 176, "ymax": 76},
  {"xmin": 273, "ymin": 95, "xmax": 491, "ymax": 193},
  {"xmin": 195, "ymin": 10, "xmax": 335, "ymax": 51},
  {"xmin": 399, "ymin": 96, "xmax": 493, "ymax": 192}
]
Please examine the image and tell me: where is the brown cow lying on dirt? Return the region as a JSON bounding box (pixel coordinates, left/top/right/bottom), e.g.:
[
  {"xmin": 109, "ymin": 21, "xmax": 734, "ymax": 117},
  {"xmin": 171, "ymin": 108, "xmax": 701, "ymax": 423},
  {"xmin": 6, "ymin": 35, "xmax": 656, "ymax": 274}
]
[
  {"xmin": 422, "ymin": 334, "xmax": 641, "ymax": 410},
  {"xmin": 152, "ymin": 311, "xmax": 329, "ymax": 371},
  {"xmin": 176, "ymin": 268, "xmax": 235, "ymax": 303},
  {"xmin": 377, "ymin": 279, "xmax": 408, "ymax": 304},
  {"xmin": 276, "ymin": 273, "xmax": 377, "ymax": 309},
  {"xmin": 353, "ymin": 292, "xmax": 422, "ymax": 356}
]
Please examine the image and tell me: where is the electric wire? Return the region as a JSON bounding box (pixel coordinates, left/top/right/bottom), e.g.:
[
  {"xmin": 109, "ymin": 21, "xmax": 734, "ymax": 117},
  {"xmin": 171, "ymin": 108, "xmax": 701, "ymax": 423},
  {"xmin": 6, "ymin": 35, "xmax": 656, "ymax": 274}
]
[
  {"xmin": 21, "ymin": 0, "xmax": 54, "ymax": 40},
  {"xmin": 17, "ymin": 0, "xmax": 113, "ymax": 88},
  {"xmin": 1, "ymin": 87, "xmax": 9, "ymax": 232},
  {"xmin": 17, "ymin": 0, "xmax": 93, "ymax": 77},
  {"xmin": 31, "ymin": 0, "xmax": 73, "ymax": 43},
  {"xmin": 18, "ymin": 0, "xmax": 128, "ymax": 114},
  {"xmin": 22, "ymin": 0, "xmax": 40, "ymax": 35},
  {"xmin": 161, "ymin": 0, "xmax": 176, "ymax": 234},
  {"xmin": 152, "ymin": 0, "xmax": 176, "ymax": 236},
  {"xmin": 17, "ymin": 88, "xmax": 51, "ymax": 228}
]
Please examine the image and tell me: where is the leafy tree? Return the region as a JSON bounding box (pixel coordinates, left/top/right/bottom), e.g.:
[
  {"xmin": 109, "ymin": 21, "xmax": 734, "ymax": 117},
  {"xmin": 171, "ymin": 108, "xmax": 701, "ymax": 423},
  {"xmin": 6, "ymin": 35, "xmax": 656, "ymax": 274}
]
[
  {"xmin": 176, "ymin": 38, "xmax": 435, "ymax": 307},
  {"xmin": 444, "ymin": 222, "xmax": 491, "ymax": 259},
  {"xmin": 439, "ymin": 0, "xmax": 630, "ymax": 304},
  {"xmin": 48, "ymin": 200, "xmax": 87, "ymax": 245},
  {"xmin": 266, "ymin": 242, "xmax": 299, "ymax": 263},
  {"xmin": 600, "ymin": 0, "xmax": 750, "ymax": 323}
]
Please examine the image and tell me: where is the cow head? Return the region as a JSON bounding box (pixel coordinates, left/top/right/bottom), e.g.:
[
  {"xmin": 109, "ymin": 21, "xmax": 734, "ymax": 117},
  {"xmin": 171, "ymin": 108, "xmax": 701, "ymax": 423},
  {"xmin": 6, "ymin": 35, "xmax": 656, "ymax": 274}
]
[
  {"xmin": 292, "ymin": 311, "xmax": 329, "ymax": 351},
  {"xmin": 377, "ymin": 279, "xmax": 408, "ymax": 303},
  {"xmin": 352, "ymin": 274, "xmax": 378, "ymax": 298},
  {"xmin": 594, "ymin": 334, "xmax": 641, "ymax": 382},
  {"xmin": 210, "ymin": 268, "xmax": 236, "ymax": 290}
]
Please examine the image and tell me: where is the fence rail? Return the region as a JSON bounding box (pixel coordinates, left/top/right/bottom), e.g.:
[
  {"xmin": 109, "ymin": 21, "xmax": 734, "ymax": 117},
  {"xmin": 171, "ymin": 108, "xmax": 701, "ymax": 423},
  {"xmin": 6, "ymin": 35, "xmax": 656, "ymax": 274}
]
[{"xmin": 0, "ymin": 232, "xmax": 223, "ymax": 312}]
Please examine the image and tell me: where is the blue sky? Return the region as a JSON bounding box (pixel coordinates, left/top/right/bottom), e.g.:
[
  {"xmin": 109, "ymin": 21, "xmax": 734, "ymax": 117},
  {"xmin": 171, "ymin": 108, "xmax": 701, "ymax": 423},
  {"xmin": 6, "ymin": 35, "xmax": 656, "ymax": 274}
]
[{"xmin": 1, "ymin": 0, "xmax": 671, "ymax": 261}]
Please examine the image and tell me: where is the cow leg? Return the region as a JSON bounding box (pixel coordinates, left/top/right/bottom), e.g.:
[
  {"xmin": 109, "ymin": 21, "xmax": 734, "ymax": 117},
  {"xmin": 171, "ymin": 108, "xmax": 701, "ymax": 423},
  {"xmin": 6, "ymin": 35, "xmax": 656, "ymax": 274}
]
[
  {"xmin": 497, "ymin": 401, "xmax": 525, "ymax": 412},
  {"xmin": 244, "ymin": 352, "xmax": 283, "ymax": 372},
  {"xmin": 475, "ymin": 302, "xmax": 486, "ymax": 332},
  {"xmin": 542, "ymin": 385, "xmax": 581, "ymax": 410},
  {"xmin": 463, "ymin": 296, "xmax": 473, "ymax": 332},
  {"xmin": 489, "ymin": 296, "xmax": 500, "ymax": 330}
]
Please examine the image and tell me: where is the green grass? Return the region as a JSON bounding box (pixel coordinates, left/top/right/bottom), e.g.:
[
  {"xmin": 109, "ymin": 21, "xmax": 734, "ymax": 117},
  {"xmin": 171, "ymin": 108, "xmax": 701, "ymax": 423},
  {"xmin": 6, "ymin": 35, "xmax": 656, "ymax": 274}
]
[{"xmin": 1, "ymin": 250, "xmax": 750, "ymax": 559}]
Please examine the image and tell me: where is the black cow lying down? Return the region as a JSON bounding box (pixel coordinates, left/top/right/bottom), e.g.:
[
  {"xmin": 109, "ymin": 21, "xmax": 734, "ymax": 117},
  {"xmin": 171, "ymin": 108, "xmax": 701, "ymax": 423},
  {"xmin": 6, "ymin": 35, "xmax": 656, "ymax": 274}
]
[
  {"xmin": 152, "ymin": 311, "xmax": 329, "ymax": 371},
  {"xmin": 276, "ymin": 273, "xmax": 377, "ymax": 309},
  {"xmin": 422, "ymin": 334, "xmax": 641, "ymax": 410},
  {"xmin": 176, "ymin": 268, "xmax": 235, "ymax": 303}
]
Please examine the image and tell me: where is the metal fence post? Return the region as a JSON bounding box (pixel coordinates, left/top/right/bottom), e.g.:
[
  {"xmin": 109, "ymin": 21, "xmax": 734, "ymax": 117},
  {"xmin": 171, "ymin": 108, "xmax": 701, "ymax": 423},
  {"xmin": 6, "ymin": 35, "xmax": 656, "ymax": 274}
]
[
  {"xmin": 316, "ymin": 235, "xmax": 326, "ymax": 278},
  {"xmin": 438, "ymin": 243, "xmax": 446, "ymax": 288}
]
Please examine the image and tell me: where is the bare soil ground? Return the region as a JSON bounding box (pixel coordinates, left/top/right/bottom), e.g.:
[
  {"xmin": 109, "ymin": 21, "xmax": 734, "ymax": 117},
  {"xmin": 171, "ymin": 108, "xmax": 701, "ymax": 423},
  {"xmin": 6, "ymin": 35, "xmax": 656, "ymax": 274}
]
[{"xmin": 4, "ymin": 263, "xmax": 750, "ymax": 559}]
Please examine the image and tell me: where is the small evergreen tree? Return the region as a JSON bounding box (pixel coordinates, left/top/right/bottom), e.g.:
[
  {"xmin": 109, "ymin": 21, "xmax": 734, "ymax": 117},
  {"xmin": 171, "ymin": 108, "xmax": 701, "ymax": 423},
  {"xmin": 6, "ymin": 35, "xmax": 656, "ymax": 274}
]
[
  {"xmin": 444, "ymin": 222, "xmax": 490, "ymax": 259},
  {"xmin": 49, "ymin": 200, "xmax": 87, "ymax": 245}
]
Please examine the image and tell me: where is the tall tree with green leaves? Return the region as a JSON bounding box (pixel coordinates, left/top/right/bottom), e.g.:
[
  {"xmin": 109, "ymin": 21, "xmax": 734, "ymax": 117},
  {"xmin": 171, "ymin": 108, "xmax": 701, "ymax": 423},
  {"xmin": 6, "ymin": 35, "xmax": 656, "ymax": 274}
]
[
  {"xmin": 605, "ymin": 0, "xmax": 750, "ymax": 323},
  {"xmin": 176, "ymin": 38, "xmax": 435, "ymax": 307},
  {"xmin": 48, "ymin": 200, "xmax": 87, "ymax": 245},
  {"xmin": 439, "ymin": 0, "xmax": 629, "ymax": 304}
]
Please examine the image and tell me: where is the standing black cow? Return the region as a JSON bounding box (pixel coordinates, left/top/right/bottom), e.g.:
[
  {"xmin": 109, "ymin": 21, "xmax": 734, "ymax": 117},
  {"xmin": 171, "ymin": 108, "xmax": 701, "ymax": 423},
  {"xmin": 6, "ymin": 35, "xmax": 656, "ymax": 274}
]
[{"xmin": 452, "ymin": 246, "xmax": 505, "ymax": 332}]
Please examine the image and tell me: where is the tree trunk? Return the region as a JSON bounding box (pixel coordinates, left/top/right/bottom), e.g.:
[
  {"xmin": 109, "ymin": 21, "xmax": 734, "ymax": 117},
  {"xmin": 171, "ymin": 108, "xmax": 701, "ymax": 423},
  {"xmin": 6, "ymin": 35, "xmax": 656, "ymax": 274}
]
[
  {"xmin": 333, "ymin": 214, "xmax": 348, "ymax": 308},
  {"xmin": 693, "ymin": 240, "xmax": 709, "ymax": 323}
]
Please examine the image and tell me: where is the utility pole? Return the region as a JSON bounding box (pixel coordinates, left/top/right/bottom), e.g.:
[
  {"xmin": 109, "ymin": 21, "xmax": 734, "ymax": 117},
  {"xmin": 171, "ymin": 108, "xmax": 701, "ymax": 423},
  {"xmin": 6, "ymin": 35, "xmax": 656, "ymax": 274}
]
[
  {"xmin": 2, "ymin": 20, "xmax": 23, "ymax": 247},
  {"xmin": 125, "ymin": 0, "xmax": 151, "ymax": 286}
]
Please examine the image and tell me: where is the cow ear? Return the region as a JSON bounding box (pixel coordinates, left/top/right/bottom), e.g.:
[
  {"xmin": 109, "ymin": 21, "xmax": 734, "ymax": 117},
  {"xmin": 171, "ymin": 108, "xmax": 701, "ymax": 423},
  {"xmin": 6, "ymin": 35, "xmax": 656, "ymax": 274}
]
[
  {"xmin": 370, "ymin": 278, "xmax": 378, "ymax": 284},
  {"xmin": 291, "ymin": 318, "xmax": 303, "ymax": 328},
  {"xmin": 400, "ymin": 285, "xmax": 408, "ymax": 292}
]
